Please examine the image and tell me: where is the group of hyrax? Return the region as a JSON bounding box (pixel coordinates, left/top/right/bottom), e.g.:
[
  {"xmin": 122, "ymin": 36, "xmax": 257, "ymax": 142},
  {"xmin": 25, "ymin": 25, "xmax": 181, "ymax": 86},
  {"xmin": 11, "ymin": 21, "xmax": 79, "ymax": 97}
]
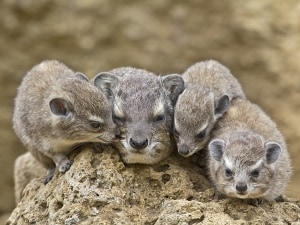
[{"xmin": 13, "ymin": 59, "xmax": 292, "ymax": 204}]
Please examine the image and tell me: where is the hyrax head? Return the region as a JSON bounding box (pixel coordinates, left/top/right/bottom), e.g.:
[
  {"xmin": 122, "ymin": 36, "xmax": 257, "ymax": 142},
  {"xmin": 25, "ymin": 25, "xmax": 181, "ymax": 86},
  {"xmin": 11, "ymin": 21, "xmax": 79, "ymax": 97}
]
[
  {"xmin": 49, "ymin": 74, "xmax": 119, "ymax": 144},
  {"xmin": 208, "ymin": 132, "xmax": 282, "ymax": 200},
  {"xmin": 174, "ymin": 85, "xmax": 229, "ymax": 157},
  {"xmin": 93, "ymin": 68, "xmax": 184, "ymax": 164}
]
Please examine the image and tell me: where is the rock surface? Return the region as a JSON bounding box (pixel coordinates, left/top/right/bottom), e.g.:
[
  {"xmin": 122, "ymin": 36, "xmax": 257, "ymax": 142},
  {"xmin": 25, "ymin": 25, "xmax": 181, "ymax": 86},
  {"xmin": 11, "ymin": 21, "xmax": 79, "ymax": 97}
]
[{"xmin": 7, "ymin": 146, "xmax": 300, "ymax": 224}]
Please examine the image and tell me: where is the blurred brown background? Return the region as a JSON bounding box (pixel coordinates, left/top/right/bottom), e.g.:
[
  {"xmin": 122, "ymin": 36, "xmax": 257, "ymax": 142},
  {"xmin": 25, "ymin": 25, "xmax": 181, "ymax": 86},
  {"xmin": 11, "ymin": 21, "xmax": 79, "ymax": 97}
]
[{"xmin": 0, "ymin": 0, "xmax": 299, "ymax": 221}]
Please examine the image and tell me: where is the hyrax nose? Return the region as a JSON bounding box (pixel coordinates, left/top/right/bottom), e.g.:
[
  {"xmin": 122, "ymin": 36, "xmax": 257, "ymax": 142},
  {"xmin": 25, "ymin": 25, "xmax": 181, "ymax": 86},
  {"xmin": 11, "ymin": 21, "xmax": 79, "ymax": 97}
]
[
  {"xmin": 178, "ymin": 144, "xmax": 190, "ymax": 156},
  {"xmin": 236, "ymin": 183, "xmax": 248, "ymax": 192},
  {"xmin": 129, "ymin": 138, "xmax": 148, "ymax": 149}
]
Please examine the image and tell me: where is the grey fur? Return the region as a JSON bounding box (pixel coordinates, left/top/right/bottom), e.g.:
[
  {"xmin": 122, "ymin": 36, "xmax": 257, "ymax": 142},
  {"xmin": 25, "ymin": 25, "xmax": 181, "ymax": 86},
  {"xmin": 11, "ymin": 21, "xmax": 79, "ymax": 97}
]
[
  {"xmin": 14, "ymin": 152, "xmax": 45, "ymax": 204},
  {"xmin": 93, "ymin": 67, "xmax": 184, "ymax": 164},
  {"xmin": 74, "ymin": 72, "xmax": 89, "ymax": 81},
  {"xmin": 208, "ymin": 98, "xmax": 292, "ymax": 200},
  {"xmin": 13, "ymin": 60, "xmax": 119, "ymax": 183},
  {"xmin": 174, "ymin": 60, "xmax": 246, "ymax": 157}
]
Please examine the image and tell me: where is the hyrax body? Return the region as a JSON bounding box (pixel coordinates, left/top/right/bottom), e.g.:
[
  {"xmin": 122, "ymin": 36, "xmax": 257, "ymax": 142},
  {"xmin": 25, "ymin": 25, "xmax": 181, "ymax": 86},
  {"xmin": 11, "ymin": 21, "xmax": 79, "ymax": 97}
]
[
  {"xmin": 174, "ymin": 60, "xmax": 246, "ymax": 157},
  {"xmin": 14, "ymin": 152, "xmax": 45, "ymax": 203},
  {"xmin": 208, "ymin": 98, "xmax": 291, "ymax": 201},
  {"xmin": 13, "ymin": 60, "xmax": 119, "ymax": 183},
  {"xmin": 92, "ymin": 67, "xmax": 184, "ymax": 164}
]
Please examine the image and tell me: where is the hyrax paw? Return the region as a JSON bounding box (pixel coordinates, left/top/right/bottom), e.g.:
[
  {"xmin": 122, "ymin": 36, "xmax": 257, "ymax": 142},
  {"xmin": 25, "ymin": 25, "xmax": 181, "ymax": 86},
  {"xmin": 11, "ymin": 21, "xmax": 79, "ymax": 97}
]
[
  {"xmin": 247, "ymin": 198, "xmax": 264, "ymax": 206},
  {"xmin": 275, "ymin": 195, "xmax": 285, "ymax": 202},
  {"xmin": 44, "ymin": 174, "xmax": 54, "ymax": 184},
  {"xmin": 44, "ymin": 169, "xmax": 55, "ymax": 184},
  {"xmin": 58, "ymin": 159, "xmax": 73, "ymax": 173},
  {"xmin": 92, "ymin": 143, "xmax": 106, "ymax": 153},
  {"xmin": 213, "ymin": 190, "xmax": 226, "ymax": 200}
]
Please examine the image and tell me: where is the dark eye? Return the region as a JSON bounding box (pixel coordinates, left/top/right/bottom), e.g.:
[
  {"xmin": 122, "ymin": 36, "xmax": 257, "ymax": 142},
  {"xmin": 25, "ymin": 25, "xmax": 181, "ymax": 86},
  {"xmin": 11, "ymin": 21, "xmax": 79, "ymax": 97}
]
[
  {"xmin": 154, "ymin": 114, "xmax": 165, "ymax": 122},
  {"xmin": 225, "ymin": 168, "xmax": 233, "ymax": 177},
  {"xmin": 89, "ymin": 120, "xmax": 101, "ymax": 129},
  {"xmin": 250, "ymin": 169, "xmax": 260, "ymax": 178},
  {"xmin": 113, "ymin": 115, "xmax": 125, "ymax": 125},
  {"xmin": 195, "ymin": 129, "xmax": 206, "ymax": 140}
]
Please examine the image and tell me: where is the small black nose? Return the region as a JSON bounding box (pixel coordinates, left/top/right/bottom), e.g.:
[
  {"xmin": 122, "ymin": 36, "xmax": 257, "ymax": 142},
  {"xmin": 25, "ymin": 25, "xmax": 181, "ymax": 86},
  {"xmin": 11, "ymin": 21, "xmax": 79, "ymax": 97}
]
[
  {"xmin": 178, "ymin": 144, "xmax": 190, "ymax": 156},
  {"xmin": 129, "ymin": 138, "xmax": 148, "ymax": 149},
  {"xmin": 236, "ymin": 183, "xmax": 248, "ymax": 192}
]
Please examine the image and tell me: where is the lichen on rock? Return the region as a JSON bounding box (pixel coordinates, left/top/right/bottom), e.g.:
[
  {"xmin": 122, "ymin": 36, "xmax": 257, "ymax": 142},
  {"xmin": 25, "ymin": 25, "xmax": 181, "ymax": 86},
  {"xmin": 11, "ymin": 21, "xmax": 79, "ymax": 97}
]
[{"xmin": 7, "ymin": 146, "xmax": 300, "ymax": 224}]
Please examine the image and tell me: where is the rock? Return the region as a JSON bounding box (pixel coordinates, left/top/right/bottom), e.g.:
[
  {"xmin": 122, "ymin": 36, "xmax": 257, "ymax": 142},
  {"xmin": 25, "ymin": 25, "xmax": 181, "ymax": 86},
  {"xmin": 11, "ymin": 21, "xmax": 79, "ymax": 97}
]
[
  {"xmin": 156, "ymin": 199, "xmax": 300, "ymax": 225},
  {"xmin": 6, "ymin": 146, "xmax": 300, "ymax": 224}
]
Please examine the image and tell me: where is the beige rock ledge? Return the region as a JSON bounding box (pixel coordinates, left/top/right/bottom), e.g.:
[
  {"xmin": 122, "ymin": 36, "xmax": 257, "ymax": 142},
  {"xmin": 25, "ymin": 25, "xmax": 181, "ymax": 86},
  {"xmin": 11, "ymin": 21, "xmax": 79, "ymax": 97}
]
[{"xmin": 6, "ymin": 146, "xmax": 300, "ymax": 225}]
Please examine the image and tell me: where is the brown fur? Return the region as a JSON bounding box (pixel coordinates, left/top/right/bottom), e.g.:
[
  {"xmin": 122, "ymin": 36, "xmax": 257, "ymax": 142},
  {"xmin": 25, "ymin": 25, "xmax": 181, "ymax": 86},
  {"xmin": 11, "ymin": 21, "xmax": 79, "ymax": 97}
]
[
  {"xmin": 208, "ymin": 98, "xmax": 291, "ymax": 200},
  {"xmin": 174, "ymin": 60, "xmax": 245, "ymax": 156},
  {"xmin": 13, "ymin": 60, "xmax": 119, "ymax": 183},
  {"xmin": 14, "ymin": 152, "xmax": 45, "ymax": 204},
  {"xmin": 93, "ymin": 67, "xmax": 184, "ymax": 164}
]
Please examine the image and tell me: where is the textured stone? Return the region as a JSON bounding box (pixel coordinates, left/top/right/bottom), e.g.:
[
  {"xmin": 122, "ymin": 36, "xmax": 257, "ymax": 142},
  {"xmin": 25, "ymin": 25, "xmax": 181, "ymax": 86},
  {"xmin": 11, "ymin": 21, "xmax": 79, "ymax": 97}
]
[{"xmin": 7, "ymin": 146, "xmax": 300, "ymax": 224}]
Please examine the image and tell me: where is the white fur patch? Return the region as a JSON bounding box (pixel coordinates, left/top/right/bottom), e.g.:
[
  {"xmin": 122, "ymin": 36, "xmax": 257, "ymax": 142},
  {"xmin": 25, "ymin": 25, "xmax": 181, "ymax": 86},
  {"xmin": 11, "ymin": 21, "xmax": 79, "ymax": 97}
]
[
  {"xmin": 121, "ymin": 139, "xmax": 130, "ymax": 149},
  {"xmin": 174, "ymin": 118, "xmax": 179, "ymax": 131},
  {"xmin": 114, "ymin": 100, "xmax": 125, "ymax": 117},
  {"xmin": 197, "ymin": 121, "xmax": 208, "ymax": 134},
  {"xmin": 250, "ymin": 159, "xmax": 263, "ymax": 171},
  {"xmin": 224, "ymin": 156, "xmax": 234, "ymax": 170},
  {"xmin": 88, "ymin": 116, "xmax": 104, "ymax": 123},
  {"xmin": 153, "ymin": 101, "xmax": 164, "ymax": 116}
]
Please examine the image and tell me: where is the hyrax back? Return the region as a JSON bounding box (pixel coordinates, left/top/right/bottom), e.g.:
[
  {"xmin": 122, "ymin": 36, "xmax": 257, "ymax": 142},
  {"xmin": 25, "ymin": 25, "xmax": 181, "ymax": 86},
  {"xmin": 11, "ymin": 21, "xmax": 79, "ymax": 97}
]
[
  {"xmin": 208, "ymin": 98, "xmax": 291, "ymax": 201},
  {"xmin": 14, "ymin": 152, "xmax": 45, "ymax": 203},
  {"xmin": 174, "ymin": 60, "xmax": 246, "ymax": 157},
  {"xmin": 92, "ymin": 67, "xmax": 184, "ymax": 164},
  {"xmin": 13, "ymin": 60, "xmax": 119, "ymax": 183}
]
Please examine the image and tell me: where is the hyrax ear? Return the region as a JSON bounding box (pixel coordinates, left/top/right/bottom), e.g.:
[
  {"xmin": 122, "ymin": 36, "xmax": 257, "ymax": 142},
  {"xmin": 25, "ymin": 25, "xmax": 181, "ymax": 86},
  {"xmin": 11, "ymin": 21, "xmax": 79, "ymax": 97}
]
[
  {"xmin": 49, "ymin": 98, "xmax": 73, "ymax": 116},
  {"xmin": 214, "ymin": 95, "xmax": 230, "ymax": 117},
  {"xmin": 93, "ymin": 72, "xmax": 119, "ymax": 99},
  {"xmin": 265, "ymin": 142, "xmax": 281, "ymax": 164},
  {"xmin": 208, "ymin": 139, "xmax": 226, "ymax": 162},
  {"xmin": 161, "ymin": 74, "xmax": 185, "ymax": 104},
  {"xmin": 74, "ymin": 72, "xmax": 89, "ymax": 82}
]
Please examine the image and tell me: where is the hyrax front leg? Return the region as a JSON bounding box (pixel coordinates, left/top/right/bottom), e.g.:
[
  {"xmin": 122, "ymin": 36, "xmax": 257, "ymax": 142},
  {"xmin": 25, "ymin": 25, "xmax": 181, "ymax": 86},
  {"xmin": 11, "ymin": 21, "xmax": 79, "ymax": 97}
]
[
  {"xmin": 48, "ymin": 98, "xmax": 74, "ymax": 174},
  {"xmin": 44, "ymin": 167, "xmax": 56, "ymax": 184},
  {"xmin": 52, "ymin": 153, "xmax": 73, "ymax": 173}
]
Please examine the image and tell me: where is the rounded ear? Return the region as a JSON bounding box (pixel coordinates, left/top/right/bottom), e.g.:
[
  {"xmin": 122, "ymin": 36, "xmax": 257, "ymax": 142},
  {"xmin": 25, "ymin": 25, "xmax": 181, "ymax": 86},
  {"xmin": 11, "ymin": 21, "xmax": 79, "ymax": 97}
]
[
  {"xmin": 49, "ymin": 98, "xmax": 72, "ymax": 116},
  {"xmin": 92, "ymin": 72, "xmax": 119, "ymax": 99},
  {"xmin": 74, "ymin": 72, "xmax": 89, "ymax": 82},
  {"xmin": 265, "ymin": 142, "xmax": 281, "ymax": 164},
  {"xmin": 208, "ymin": 139, "xmax": 226, "ymax": 162},
  {"xmin": 161, "ymin": 74, "xmax": 185, "ymax": 105},
  {"xmin": 214, "ymin": 95, "xmax": 229, "ymax": 117}
]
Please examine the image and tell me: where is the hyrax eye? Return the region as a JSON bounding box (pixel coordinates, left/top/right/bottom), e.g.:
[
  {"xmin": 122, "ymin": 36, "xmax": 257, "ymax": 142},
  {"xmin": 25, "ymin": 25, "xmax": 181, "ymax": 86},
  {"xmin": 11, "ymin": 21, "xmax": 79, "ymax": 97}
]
[
  {"xmin": 250, "ymin": 169, "xmax": 260, "ymax": 178},
  {"xmin": 89, "ymin": 121, "xmax": 101, "ymax": 129},
  {"xmin": 225, "ymin": 168, "xmax": 233, "ymax": 177},
  {"xmin": 113, "ymin": 115, "xmax": 125, "ymax": 125},
  {"xmin": 195, "ymin": 129, "xmax": 206, "ymax": 139},
  {"xmin": 154, "ymin": 114, "xmax": 165, "ymax": 122}
]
